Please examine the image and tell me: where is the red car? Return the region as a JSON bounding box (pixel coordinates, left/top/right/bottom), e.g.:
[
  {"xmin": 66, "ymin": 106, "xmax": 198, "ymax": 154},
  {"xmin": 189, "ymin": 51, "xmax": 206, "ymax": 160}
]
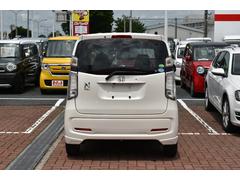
[{"xmin": 180, "ymin": 42, "xmax": 228, "ymax": 97}]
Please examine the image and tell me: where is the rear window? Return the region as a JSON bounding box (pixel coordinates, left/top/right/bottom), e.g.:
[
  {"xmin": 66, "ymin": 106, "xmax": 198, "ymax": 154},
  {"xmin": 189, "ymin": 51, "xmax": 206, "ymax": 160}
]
[
  {"xmin": 232, "ymin": 54, "xmax": 240, "ymax": 75},
  {"xmin": 75, "ymin": 38, "xmax": 169, "ymax": 74},
  {"xmin": 193, "ymin": 45, "xmax": 226, "ymax": 61},
  {"xmin": 46, "ymin": 40, "xmax": 76, "ymax": 57},
  {"xmin": 177, "ymin": 47, "xmax": 185, "ymax": 58}
]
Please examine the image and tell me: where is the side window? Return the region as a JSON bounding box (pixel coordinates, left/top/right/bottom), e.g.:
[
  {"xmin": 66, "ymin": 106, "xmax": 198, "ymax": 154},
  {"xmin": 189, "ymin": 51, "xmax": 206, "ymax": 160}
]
[
  {"xmin": 32, "ymin": 44, "xmax": 39, "ymax": 56},
  {"xmin": 23, "ymin": 44, "xmax": 31, "ymax": 58},
  {"xmin": 184, "ymin": 45, "xmax": 189, "ymax": 57},
  {"xmin": 221, "ymin": 52, "xmax": 230, "ymax": 74},
  {"xmin": 213, "ymin": 51, "xmax": 226, "ymax": 68},
  {"xmin": 189, "ymin": 46, "xmax": 193, "ymax": 58}
]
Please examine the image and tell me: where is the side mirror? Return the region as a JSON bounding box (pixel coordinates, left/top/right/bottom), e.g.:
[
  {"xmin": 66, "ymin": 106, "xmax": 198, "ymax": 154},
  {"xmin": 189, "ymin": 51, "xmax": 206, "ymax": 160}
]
[
  {"xmin": 211, "ymin": 68, "xmax": 226, "ymax": 77},
  {"xmin": 71, "ymin": 56, "xmax": 78, "ymax": 71}
]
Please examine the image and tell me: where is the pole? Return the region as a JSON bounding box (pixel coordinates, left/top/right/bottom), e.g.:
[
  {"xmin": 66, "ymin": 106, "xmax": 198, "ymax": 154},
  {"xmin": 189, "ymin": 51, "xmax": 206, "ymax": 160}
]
[
  {"xmin": 69, "ymin": 11, "xmax": 72, "ymax": 36},
  {"xmin": 0, "ymin": 11, "xmax": 3, "ymax": 40},
  {"xmin": 27, "ymin": 10, "xmax": 30, "ymax": 37},
  {"xmin": 174, "ymin": 18, "xmax": 177, "ymax": 39},
  {"xmin": 52, "ymin": 11, "xmax": 55, "ymax": 37},
  {"xmin": 123, "ymin": 16, "xmax": 126, "ymax": 32},
  {"xmin": 31, "ymin": 13, "xmax": 34, "ymax": 38},
  {"xmin": 204, "ymin": 10, "xmax": 208, "ymax": 37},
  {"xmin": 129, "ymin": 10, "xmax": 132, "ymax": 32},
  {"xmin": 15, "ymin": 13, "xmax": 18, "ymax": 38},
  {"xmin": 164, "ymin": 10, "xmax": 168, "ymax": 42}
]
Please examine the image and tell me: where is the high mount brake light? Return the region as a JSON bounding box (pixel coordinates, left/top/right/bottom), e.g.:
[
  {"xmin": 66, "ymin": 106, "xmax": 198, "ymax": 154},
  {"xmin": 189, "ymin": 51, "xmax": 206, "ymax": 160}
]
[{"xmin": 111, "ymin": 35, "xmax": 132, "ymax": 39}]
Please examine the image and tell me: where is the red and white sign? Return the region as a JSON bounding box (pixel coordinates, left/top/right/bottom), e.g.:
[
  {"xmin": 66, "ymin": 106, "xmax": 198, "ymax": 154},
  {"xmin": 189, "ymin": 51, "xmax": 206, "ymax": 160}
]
[
  {"xmin": 73, "ymin": 22, "xmax": 89, "ymax": 36},
  {"xmin": 52, "ymin": 80, "xmax": 64, "ymax": 87},
  {"xmin": 214, "ymin": 10, "xmax": 240, "ymax": 41}
]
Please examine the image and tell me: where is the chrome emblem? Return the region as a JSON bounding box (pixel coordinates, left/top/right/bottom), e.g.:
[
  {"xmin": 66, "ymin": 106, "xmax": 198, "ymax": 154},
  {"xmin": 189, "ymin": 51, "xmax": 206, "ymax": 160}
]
[
  {"xmin": 118, "ymin": 76, "xmax": 125, "ymax": 82},
  {"xmin": 84, "ymin": 82, "xmax": 90, "ymax": 91},
  {"xmin": 61, "ymin": 66, "xmax": 66, "ymax": 70}
]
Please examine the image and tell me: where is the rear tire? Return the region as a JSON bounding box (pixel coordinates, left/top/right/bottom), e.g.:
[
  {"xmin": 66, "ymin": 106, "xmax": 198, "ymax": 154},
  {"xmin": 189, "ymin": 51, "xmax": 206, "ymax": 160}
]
[
  {"xmin": 205, "ymin": 86, "xmax": 214, "ymax": 111},
  {"xmin": 190, "ymin": 81, "xmax": 196, "ymax": 97},
  {"xmin": 163, "ymin": 144, "xmax": 178, "ymax": 158},
  {"xmin": 65, "ymin": 143, "xmax": 80, "ymax": 156},
  {"xmin": 13, "ymin": 75, "xmax": 25, "ymax": 94},
  {"xmin": 40, "ymin": 89, "xmax": 48, "ymax": 94},
  {"xmin": 222, "ymin": 98, "xmax": 235, "ymax": 133}
]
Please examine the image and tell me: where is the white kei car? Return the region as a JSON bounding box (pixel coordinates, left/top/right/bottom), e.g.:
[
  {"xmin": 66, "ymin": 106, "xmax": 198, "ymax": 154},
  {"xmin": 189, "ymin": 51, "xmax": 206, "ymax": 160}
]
[
  {"xmin": 64, "ymin": 33, "xmax": 178, "ymax": 157},
  {"xmin": 173, "ymin": 44, "xmax": 186, "ymax": 81},
  {"xmin": 205, "ymin": 47, "xmax": 240, "ymax": 132}
]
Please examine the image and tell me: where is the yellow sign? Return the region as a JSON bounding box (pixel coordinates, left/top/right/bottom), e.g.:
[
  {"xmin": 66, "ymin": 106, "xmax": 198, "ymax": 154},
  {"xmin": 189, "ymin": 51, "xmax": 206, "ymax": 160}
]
[{"xmin": 72, "ymin": 10, "xmax": 89, "ymax": 22}]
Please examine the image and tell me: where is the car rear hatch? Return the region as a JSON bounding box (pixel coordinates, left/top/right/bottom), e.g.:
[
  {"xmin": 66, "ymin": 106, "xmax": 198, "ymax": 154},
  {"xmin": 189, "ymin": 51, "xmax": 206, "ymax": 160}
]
[{"xmin": 74, "ymin": 35, "xmax": 169, "ymax": 115}]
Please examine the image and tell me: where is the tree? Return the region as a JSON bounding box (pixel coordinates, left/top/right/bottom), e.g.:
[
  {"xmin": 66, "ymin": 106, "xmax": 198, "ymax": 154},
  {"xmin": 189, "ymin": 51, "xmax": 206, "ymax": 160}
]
[
  {"xmin": 114, "ymin": 16, "xmax": 146, "ymax": 33},
  {"xmin": 89, "ymin": 10, "xmax": 114, "ymax": 33},
  {"xmin": 48, "ymin": 31, "xmax": 62, "ymax": 37},
  {"xmin": 61, "ymin": 10, "xmax": 70, "ymax": 35},
  {"xmin": 8, "ymin": 26, "xmax": 32, "ymax": 39}
]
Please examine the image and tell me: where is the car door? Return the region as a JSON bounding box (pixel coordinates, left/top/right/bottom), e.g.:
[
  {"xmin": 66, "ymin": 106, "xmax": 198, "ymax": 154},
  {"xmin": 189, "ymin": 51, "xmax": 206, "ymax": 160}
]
[
  {"xmin": 216, "ymin": 52, "xmax": 230, "ymax": 108},
  {"xmin": 208, "ymin": 51, "xmax": 226, "ymax": 108}
]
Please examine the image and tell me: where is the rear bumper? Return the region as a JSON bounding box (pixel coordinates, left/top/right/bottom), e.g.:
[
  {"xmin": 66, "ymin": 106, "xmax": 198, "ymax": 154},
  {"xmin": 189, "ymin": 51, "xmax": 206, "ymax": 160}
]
[
  {"xmin": 40, "ymin": 70, "xmax": 69, "ymax": 90},
  {"xmin": 64, "ymin": 99, "xmax": 178, "ymax": 145}
]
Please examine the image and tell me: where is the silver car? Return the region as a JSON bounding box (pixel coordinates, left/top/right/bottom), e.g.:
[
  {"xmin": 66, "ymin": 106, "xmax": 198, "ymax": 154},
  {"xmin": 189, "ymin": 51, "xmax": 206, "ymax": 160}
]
[{"xmin": 205, "ymin": 47, "xmax": 240, "ymax": 132}]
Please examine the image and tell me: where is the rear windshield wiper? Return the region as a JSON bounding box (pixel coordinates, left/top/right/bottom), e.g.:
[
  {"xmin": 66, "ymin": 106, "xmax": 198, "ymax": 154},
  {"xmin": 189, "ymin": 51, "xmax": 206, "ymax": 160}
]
[{"xmin": 105, "ymin": 70, "xmax": 148, "ymax": 81}]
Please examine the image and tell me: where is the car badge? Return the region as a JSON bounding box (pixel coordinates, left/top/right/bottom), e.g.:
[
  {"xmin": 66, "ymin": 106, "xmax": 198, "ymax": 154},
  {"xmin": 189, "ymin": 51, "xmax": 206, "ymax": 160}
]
[
  {"xmin": 84, "ymin": 82, "xmax": 90, "ymax": 91},
  {"xmin": 118, "ymin": 76, "xmax": 125, "ymax": 82}
]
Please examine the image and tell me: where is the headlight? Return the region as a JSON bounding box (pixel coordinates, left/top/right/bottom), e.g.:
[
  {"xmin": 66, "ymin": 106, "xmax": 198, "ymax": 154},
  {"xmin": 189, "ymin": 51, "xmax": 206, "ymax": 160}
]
[
  {"xmin": 41, "ymin": 63, "xmax": 48, "ymax": 70},
  {"xmin": 235, "ymin": 90, "xmax": 240, "ymax": 101},
  {"xmin": 6, "ymin": 63, "xmax": 17, "ymax": 72},
  {"xmin": 197, "ymin": 66, "xmax": 205, "ymax": 75}
]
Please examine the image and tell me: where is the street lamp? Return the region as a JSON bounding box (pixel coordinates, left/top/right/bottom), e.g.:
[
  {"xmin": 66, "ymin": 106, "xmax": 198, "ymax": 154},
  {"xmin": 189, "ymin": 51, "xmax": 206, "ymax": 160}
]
[{"xmin": 10, "ymin": 10, "xmax": 22, "ymax": 38}]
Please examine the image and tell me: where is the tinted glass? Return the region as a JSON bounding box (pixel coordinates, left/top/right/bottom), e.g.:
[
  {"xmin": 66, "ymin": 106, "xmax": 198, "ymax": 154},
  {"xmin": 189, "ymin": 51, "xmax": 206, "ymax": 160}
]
[
  {"xmin": 46, "ymin": 40, "xmax": 76, "ymax": 57},
  {"xmin": 0, "ymin": 43, "xmax": 20, "ymax": 59},
  {"xmin": 177, "ymin": 47, "xmax": 185, "ymax": 58},
  {"xmin": 75, "ymin": 39, "xmax": 169, "ymax": 74},
  {"xmin": 232, "ymin": 54, "xmax": 240, "ymax": 75},
  {"xmin": 193, "ymin": 45, "xmax": 226, "ymax": 61}
]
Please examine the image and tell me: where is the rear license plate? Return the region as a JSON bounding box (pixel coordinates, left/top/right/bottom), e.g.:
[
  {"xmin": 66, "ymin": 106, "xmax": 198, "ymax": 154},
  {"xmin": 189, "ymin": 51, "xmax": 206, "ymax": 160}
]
[{"xmin": 52, "ymin": 80, "xmax": 63, "ymax": 87}]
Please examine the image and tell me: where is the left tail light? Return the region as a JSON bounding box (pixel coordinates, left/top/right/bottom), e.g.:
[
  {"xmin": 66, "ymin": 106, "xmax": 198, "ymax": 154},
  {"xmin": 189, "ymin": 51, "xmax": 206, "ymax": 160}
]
[{"xmin": 67, "ymin": 72, "xmax": 78, "ymax": 99}]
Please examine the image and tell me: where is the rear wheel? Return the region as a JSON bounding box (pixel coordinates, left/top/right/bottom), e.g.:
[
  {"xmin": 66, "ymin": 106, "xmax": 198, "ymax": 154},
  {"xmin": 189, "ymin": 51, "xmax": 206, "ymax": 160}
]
[
  {"xmin": 205, "ymin": 86, "xmax": 214, "ymax": 111},
  {"xmin": 163, "ymin": 144, "xmax": 178, "ymax": 158},
  {"xmin": 222, "ymin": 98, "xmax": 235, "ymax": 133},
  {"xmin": 40, "ymin": 89, "xmax": 48, "ymax": 95},
  {"xmin": 65, "ymin": 143, "xmax": 80, "ymax": 156},
  {"xmin": 190, "ymin": 81, "xmax": 196, "ymax": 97}
]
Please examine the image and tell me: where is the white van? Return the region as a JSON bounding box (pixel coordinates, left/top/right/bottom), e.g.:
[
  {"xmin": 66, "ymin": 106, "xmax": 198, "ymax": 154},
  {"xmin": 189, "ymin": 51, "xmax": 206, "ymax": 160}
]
[{"xmin": 64, "ymin": 33, "xmax": 178, "ymax": 157}]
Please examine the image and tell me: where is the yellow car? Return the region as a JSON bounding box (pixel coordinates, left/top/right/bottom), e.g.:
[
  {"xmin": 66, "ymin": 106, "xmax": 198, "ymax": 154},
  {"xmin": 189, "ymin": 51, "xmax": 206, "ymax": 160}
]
[{"xmin": 40, "ymin": 36, "xmax": 80, "ymax": 94}]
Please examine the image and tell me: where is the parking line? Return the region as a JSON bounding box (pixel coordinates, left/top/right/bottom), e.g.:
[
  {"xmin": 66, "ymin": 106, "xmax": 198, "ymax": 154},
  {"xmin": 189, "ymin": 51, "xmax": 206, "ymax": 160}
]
[
  {"xmin": 23, "ymin": 98, "xmax": 65, "ymax": 134},
  {"xmin": 177, "ymin": 98, "xmax": 204, "ymax": 101},
  {"xmin": 0, "ymin": 98, "xmax": 62, "ymax": 101},
  {"xmin": 178, "ymin": 99, "xmax": 219, "ymax": 135}
]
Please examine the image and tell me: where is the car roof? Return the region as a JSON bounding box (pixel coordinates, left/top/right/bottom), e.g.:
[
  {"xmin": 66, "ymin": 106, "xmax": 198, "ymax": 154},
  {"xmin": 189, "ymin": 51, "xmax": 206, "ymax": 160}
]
[
  {"xmin": 48, "ymin": 36, "xmax": 80, "ymax": 41},
  {"xmin": 80, "ymin": 32, "xmax": 165, "ymax": 41},
  {"xmin": 0, "ymin": 39, "xmax": 38, "ymax": 45},
  {"xmin": 187, "ymin": 42, "xmax": 228, "ymax": 47}
]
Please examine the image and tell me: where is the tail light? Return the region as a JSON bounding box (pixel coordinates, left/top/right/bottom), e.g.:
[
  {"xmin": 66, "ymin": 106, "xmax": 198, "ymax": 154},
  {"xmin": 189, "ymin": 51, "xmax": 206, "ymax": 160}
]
[
  {"xmin": 67, "ymin": 72, "xmax": 78, "ymax": 99},
  {"xmin": 165, "ymin": 57, "xmax": 176, "ymax": 100}
]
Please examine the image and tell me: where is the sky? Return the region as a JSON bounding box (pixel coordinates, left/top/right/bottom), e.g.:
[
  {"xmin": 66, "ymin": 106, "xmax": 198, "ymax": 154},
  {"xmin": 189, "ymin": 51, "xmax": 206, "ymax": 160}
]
[{"xmin": 0, "ymin": 10, "xmax": 204, "ymax": 37}]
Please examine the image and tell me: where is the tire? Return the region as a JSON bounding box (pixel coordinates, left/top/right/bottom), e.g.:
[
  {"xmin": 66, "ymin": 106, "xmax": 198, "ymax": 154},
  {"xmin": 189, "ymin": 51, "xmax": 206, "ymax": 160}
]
[
  {"xmin": 190, "ymin": 81, "xmax": 196, "ymax": 97},
  {"xmin": 40, "ymin": 89, "xmax": 48, "ymax": 94},
  {"xmin": 65, "ymin": 143, "xmax": 80, "ymax": 156},
  {"xmin": 222, "ymin": 98, "xmax": 235, "ymax": 133},
  {"xmin": 13, "ymin": 75, "xmax": 25, "ymax": 94},
  {"xmin": 205, "ymin": 86, "xmax": 214, "ymax": 111},
  {"xmin": 163, "ymin": 144, "xmax": 178, "ymax": 158}
]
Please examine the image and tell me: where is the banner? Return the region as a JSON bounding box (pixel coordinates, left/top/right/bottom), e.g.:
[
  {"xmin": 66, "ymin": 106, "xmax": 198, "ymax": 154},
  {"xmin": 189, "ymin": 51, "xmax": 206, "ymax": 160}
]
[{"xmin": 72, "ymin": 10, "xmax": 89, "ymax": 22}]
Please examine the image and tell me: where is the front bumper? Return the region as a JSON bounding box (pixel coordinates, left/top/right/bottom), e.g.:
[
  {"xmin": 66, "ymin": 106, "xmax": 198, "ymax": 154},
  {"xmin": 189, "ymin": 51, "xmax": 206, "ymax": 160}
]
[
  {"xmin": 230, "ymin": 99, "xmax": 240, "ymax": 127},
  {"xmin": 40, "ymin": 69, "xmax": 69, "ymax": 90},
  {"xmin": 0, "ymin": 72, "xmax": 18, "ymax": 87},
  {"xmin": 64, "ymin": 99, "xmax": 179, "ymax": 145}
]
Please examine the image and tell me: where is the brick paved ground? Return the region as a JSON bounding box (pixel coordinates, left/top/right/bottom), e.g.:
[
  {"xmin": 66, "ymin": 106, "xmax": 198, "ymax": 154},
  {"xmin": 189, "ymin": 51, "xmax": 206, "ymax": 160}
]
[
  {"xmin": 0, "ymin": 106, "xmax": 63, "ymax": 169},
  {"xmin": 42, "ymin": 104, "xmax": 240, "ymax": 170}
]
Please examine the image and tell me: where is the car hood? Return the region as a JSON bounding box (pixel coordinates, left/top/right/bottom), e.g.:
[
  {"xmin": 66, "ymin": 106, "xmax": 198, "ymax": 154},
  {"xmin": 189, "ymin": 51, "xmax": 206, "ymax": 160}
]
[{"xmin": 42, "ymin": 57, "xmax": 72, "ymax": 64}]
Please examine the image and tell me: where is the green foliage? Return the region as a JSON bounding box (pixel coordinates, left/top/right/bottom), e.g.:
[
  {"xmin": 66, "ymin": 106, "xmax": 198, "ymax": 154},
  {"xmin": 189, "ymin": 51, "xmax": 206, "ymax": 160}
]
[
  {"xmin": 89, "ymin": 10, "xmax": 114, "ymax": 33},
  {"xmin": 114, "ymin": 16, "xmax": 146, "ymax": 33},
  {"xmin": 8, "ymin": 26, "xmax": 32, "ymax": 39}
]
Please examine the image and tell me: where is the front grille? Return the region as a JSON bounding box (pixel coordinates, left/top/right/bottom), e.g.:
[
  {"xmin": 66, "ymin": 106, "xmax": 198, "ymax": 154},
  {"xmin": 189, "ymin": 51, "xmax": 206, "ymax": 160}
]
[
  {"xmin": 0, "ymin": 67, "xmax": 5, "ymax": 73},
  {"xmin": 44, "ymin": 80, "xmax": 68, "ymax": 86},
  {"xmin": 235, "ymin": 111, "xmax": 240, "ymax": 121},
  {"xmin": 51, "ymin": 72, "xmax": 69, "ymax": 76}
]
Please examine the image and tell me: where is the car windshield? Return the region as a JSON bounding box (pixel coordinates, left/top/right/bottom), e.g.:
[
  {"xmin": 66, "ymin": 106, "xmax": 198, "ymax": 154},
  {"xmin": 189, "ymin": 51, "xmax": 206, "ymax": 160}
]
[
  {"xmin": 0, "ymin": 43, "xmax": 20, "ymax": 59},
  {"xmin": 177, "ymin": 47, "xmax": 185, "ymax": 58},
  {"xmin": 193, "ymin": 46, "xmax": 225, "ymax": 61},
  {"xmin": 46, "ymin": 40, "xmax": 76, "ymax": 57},
  {"xmin": 75, "ymin": 38, "xmax": 169, "ymax": 74},
  {"xmin": 232, "ymin": 54, "xmax": 240, "ymax": 75}
]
